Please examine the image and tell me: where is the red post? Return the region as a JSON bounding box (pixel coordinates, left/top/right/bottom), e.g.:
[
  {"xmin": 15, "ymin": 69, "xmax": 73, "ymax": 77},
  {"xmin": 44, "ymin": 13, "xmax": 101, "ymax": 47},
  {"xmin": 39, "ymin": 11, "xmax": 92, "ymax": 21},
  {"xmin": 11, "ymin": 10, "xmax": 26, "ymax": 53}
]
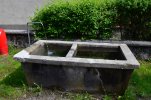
[{"xmin": 0, "ymin": 28, "xmax": 8, "ymax": 55}]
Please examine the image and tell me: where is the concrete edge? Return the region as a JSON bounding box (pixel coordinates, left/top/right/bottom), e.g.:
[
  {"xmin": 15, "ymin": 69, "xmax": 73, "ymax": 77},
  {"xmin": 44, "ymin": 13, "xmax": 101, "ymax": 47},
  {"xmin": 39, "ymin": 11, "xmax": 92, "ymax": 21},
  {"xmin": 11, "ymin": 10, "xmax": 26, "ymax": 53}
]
[
  {"xmin": 14, "ymin": 40, "xmax": 140, "ymax": 69},
  {"xmin": 0, "ymin": 24, "xmax": 27, "ymax": 30},
  {"xmin": 86, "ymin": 40, "xmax": 151, "ymax": 47},
  {"xmin": 5, "ymin": 29, "xmax": 34, "ymax": 35}
]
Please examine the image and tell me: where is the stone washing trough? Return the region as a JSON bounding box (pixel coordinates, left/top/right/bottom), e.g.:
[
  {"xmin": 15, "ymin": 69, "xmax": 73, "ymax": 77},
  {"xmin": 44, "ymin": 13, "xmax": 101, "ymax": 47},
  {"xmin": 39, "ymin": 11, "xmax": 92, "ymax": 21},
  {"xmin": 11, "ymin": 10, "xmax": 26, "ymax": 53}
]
[{"xmin": 14, "ymin": 40, "xmax": 140, "ymax": 95}]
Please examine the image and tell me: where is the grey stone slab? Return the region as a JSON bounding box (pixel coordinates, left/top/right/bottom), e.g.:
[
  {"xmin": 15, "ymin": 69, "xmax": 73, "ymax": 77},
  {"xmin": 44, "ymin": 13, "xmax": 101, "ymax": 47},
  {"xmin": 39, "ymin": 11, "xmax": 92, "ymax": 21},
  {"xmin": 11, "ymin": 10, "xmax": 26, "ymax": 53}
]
[{"xmin": 5, "ymin": 29, "xmax": 28, "ymax": 34}]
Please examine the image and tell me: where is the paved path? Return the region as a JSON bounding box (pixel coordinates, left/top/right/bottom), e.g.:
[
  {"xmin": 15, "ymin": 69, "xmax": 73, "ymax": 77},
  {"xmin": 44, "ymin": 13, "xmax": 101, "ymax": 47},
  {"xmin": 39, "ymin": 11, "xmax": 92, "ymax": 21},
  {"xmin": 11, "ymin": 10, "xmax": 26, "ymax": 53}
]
[{"xmin": 0, "ymin": 0, "xmax": 49, "ymax": 29}]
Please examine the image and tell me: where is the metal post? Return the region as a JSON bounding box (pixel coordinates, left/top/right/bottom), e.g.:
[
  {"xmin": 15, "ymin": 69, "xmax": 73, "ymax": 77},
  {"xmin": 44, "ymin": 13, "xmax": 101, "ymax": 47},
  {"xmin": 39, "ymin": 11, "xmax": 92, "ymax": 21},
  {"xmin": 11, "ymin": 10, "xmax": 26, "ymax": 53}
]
[{"xmin": 27, "ymin": 22, "xmax": 44, "ymax": 46}]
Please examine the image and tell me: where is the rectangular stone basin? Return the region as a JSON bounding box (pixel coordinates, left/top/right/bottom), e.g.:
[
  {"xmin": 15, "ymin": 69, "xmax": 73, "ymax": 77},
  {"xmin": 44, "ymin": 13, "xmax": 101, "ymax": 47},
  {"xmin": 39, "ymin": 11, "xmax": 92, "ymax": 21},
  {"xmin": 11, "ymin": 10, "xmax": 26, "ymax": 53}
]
[{"xmin": 14, "ymin": 40, "xmax": 140, "ymax": 95}]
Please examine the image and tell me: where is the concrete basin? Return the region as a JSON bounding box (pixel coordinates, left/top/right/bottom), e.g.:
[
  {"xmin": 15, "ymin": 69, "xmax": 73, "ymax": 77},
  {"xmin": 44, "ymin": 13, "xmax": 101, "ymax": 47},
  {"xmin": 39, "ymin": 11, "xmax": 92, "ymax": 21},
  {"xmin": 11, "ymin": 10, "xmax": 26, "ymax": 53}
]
[{"xmin": 14, "ymin": 40, "xmax": 140, "ymax": 95}]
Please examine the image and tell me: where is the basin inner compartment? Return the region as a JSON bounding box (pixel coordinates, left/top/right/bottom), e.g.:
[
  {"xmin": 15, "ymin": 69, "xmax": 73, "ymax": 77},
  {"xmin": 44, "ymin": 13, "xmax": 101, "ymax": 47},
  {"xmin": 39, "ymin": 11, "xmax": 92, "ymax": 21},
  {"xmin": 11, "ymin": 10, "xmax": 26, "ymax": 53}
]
[
  {"xmin": 74, "ymin": 45, "xmax": 126, "ymax": 60},
  {"xmin": 30, "ymin": 43, "xmax": 72, "ymax": 57}
]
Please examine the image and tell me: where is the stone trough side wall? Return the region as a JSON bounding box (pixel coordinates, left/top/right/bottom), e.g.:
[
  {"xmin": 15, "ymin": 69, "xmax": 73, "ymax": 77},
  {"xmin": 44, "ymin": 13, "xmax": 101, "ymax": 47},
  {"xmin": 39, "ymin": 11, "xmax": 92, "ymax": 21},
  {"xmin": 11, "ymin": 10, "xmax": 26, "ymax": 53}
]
[{"xmin": 5, "ymin": 31, "xmax": 151, "ymax": 60}]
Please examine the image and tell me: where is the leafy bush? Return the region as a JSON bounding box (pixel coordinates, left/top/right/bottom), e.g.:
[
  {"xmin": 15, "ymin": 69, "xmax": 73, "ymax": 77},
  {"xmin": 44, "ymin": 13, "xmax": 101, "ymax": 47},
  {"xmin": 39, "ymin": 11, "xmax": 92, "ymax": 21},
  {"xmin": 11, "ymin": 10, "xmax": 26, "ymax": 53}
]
[
  {"xmin": 32, "ymin": 0, "xmax": 151, "ymax": 40},
  {"xmin": 32, "ymin": 0, "xmax": 116, "ymax": 40},
  {"xmin": 116, "ymin": 0, "xmax": 151, "ymax": 40}
]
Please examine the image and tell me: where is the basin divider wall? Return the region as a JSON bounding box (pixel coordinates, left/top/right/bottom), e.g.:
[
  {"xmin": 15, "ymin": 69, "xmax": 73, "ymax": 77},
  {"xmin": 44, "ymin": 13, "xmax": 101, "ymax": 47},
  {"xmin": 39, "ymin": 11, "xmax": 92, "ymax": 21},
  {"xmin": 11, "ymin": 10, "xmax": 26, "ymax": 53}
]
[{"xmin": 66, "ymin": 43, "xmax": 77, "ymax": 57}]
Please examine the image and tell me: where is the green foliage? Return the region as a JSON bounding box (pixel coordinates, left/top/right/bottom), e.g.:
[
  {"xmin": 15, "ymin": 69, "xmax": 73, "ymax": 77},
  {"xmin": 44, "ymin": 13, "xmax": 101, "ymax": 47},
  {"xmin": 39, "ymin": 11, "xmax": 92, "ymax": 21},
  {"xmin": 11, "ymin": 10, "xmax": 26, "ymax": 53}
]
[
  {"xmin": 32, "ymin": 0, "xmax": 116, "ymax": 40},
  {"xmin": 67, "ymin": 92, "xmax": 93, "ymax": 100},
  {"xmin": 32, "ymin": 0, "xmax": 151, "ymax": 40},
  {"xmin": 116, "ymin": 0, "xmax": 151, "ymax": 40},
  {"xmin": 103, "ymin": 95, "xmax": 112, "ymax": 100}
]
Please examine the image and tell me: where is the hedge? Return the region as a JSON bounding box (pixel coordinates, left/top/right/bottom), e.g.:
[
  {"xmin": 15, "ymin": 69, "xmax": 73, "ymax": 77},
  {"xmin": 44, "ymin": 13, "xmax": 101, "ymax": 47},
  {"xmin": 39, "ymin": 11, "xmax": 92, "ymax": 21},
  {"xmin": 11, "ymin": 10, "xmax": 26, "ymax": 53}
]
[
  {"xmin": 32, "ymin": 0, "xmax": 116, "ymax": 40},
  {"xmin": 32, "ymin": 0, "xmax": 151, "ymax": 40},
  {"xmin": 116, "ymin": 0, "xmax": 151, "ymax": 40}
]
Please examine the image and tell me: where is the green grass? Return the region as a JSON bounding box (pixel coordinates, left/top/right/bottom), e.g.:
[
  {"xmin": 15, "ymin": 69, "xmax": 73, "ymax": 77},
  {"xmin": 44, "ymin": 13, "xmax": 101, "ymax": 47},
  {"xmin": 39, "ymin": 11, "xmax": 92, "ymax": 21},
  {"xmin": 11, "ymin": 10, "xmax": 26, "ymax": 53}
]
[
  {"xmin": 119, "ymin": 61, "xmax": 151, "ymax": 100},
  {"xmin": 0, "ymin": 45, "xmax": 27, "ymax": 99},
  {"xmin": 0, "ymin": 45, "xmax": 151, "ymax": 100}
]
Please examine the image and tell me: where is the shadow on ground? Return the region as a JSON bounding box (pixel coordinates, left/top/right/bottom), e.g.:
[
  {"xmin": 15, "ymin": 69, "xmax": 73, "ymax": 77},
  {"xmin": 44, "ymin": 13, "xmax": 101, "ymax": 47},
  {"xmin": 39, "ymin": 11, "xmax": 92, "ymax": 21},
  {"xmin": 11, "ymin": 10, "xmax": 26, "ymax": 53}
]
[{"xmin": 0, "ymin": 66, "xmax": 27, "ymax": 87}]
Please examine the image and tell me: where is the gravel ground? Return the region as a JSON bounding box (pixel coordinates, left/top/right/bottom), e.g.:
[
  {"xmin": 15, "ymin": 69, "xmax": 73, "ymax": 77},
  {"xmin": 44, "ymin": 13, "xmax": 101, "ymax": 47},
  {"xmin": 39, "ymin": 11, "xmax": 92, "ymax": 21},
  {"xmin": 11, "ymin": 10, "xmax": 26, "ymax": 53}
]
[
  {"xmin": 18, "ymin": 90, "xmax": 104, "ymax": 100},
  {"xmin": 18, "ymin": 90, "xmax": 70, "ymax": 100}
]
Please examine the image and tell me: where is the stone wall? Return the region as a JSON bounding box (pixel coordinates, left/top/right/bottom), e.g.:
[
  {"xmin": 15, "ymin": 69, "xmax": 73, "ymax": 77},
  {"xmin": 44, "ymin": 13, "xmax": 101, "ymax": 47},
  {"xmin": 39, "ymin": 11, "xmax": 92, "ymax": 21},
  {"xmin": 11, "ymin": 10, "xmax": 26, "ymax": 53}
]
[{"xmin": 6, "ymin": 30, "xmax": 35, "ymax": 47}]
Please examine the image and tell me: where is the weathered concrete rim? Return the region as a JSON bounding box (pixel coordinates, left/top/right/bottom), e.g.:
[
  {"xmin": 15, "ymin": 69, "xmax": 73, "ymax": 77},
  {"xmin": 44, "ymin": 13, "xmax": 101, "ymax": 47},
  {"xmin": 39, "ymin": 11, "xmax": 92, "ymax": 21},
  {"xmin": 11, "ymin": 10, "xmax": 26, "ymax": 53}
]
[
  {"xmin": 5, "ymin": 29, "xmax": 34, "ymax": 35},
  {"xmin": 14, "ymin": 54, "xmax": 134, "ymax": 69},
  {"xmin": 38, "ymin": 40, "xmax": 120, "ymax": 47},
  {"xmin": 120, "ymin": 44, "xmax": 139, "ymax": 66},
  {"xmin": 14, "ymin": 40, "xmax": 140, "ymax": 69},
  {"xmin": 84, "ymin": 40, "xmax": 151, "ymax": 47},
  {"xmin": 0, "ymin": 24, "xmax": 27, "ymax": 30}
]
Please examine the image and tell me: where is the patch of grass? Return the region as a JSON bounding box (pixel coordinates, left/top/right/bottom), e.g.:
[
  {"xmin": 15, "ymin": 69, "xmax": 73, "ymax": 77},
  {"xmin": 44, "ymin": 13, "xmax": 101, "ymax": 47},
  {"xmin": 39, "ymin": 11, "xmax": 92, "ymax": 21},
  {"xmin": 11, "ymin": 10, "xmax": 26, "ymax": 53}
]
[
  {"xmin": 0, "ymin": 45, "xmax": 27, "ymax": 99},
  {"xmin": 103, "ymin": 95, "xmax": 112, "ymax": 100},
  {"xmin": 0, "ymin": 67, "xmax": 27, "ymax": 87},
  {"xmin": 0, "ymin": 45, "xmax": 46, "ymax": 99},
  {"xmin": 0, "ymin": 44, "xmax": 151, "ymax": 100},
  {"xmin": 67, "ymin": 92, "xmax": 94, "ymax": 100},
  {"xmin": 120, "ymin": 61, "xmax": 151, "ymax": 100}
]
